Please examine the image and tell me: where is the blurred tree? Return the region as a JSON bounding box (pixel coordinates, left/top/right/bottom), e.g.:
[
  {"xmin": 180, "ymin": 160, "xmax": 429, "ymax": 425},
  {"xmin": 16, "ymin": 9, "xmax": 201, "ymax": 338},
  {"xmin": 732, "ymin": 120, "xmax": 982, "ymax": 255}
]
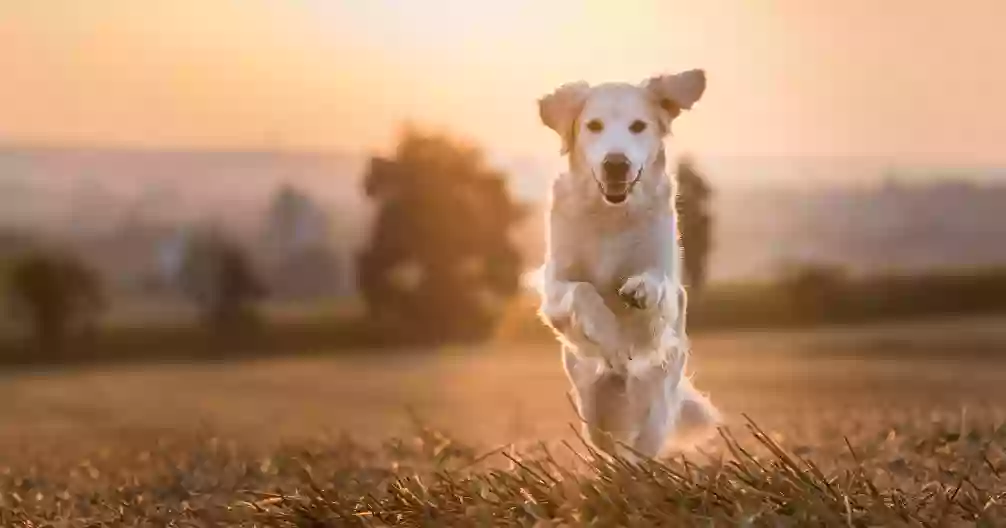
[
  {"xmin": 5, "ymin": 250, "xmax": 105, "ymax": 352},
  {"xmin": 266, "ymin": 184, "xmax": 322, "ymax": 252},
  {"xmin": 359, "ymin": 129, "xmax": 525, "ymax": 342},
  {"xmin": 263, "ymin": 184, "xmax": 343, "ymax": 299},
  {"xmin": 179, "ymin": 227, "xmax": 266, "ymax": 330},
  {"xmin": 676, "ymin": 156, "xmax": 714, "ymax": 294}
]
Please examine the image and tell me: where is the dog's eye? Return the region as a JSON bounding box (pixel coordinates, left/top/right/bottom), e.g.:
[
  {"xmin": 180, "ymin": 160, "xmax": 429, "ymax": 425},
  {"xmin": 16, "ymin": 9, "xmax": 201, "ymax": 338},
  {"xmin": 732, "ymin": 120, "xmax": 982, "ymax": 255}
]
[
  {"xmin": 629, "ymin": 120, "xmax": 647, "ymax": 134},
  {"xmin": 586, "ymin": 119, "xmax": 604, "ymax": 133}
]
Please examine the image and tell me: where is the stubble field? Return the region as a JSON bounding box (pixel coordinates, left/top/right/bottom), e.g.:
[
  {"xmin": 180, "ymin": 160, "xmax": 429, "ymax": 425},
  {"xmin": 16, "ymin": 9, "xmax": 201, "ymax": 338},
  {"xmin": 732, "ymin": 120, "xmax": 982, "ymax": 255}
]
[{"xmin": 3, "ymin": 316, "xmax": 1006, "ymax": 526}]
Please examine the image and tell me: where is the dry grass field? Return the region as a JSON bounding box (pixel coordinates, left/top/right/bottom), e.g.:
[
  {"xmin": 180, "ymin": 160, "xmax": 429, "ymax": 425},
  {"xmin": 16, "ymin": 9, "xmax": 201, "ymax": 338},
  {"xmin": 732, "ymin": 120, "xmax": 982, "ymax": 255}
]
[{"xmin": 3, "ymin": 316, "xmax": 1006, "ymax": 525}]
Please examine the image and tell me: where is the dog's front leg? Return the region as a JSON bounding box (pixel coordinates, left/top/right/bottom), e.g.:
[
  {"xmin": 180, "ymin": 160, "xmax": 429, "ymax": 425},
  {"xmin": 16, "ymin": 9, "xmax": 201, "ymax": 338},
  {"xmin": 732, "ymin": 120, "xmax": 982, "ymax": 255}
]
[
  {"xmin": 540, "ymin": 279, "xmax": 622, "ymax": 361},
  {"xmin": 564, "ymin": 347, "xmax": 643, "ymax": 459},
  {"xmin": 620, "ymin": 272, "xmax": 686, "ymax": 348},
  {"xmin": 562, "ymin": 346, "xmax": 616, "ymax": 455},
  {"xmin": 566, "ymin": 349, "xmax": 683, "ymax": 461},
  {"xmin": 617, "ymin": 270, "xmax": 668, "ymax": 312}
]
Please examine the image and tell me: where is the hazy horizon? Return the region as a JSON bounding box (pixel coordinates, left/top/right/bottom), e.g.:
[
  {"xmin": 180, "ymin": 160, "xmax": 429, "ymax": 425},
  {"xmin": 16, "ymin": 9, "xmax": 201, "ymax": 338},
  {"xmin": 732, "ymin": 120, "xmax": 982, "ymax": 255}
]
[
  {"xmin": 3, "ymin": 143, "xmax": 1006, "ymax": 199},
  {"xmin": 3, "ymin": 144, "xmax": 1006, "ymax": 284},
  {"xmin": 5, "ymin": 0, "xmax": 1006, "ymax": 185}
]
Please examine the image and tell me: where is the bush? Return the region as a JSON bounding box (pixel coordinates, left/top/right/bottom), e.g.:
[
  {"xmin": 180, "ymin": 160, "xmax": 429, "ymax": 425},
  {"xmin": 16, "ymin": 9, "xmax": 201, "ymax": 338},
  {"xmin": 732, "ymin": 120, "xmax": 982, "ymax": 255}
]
[
  {"xmin": 5, "ymin": 250, "xmax": 105, "ymax": 353},
  {"xmin": 778, "ymin": 262, "xmax": 851, "ymax": 321},
  {"xmin": 178, "ymin": 228, "xmax": 267, "ymax": 332}
]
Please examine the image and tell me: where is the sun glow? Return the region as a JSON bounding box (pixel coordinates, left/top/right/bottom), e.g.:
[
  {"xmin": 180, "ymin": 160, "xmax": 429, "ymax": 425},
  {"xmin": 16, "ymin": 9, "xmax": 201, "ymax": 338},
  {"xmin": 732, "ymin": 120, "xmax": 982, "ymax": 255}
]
[{"xmin": 2, "ymin": 1, "xmax": 1006, "ymax": 166}]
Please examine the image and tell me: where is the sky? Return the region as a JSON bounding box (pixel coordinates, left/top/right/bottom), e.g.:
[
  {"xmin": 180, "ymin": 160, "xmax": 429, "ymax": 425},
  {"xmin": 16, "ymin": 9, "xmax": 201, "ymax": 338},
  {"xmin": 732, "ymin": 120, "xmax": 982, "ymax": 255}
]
[{"xmin": 3, "ymin": 0, "xmax": 1006, "ymax": 171}]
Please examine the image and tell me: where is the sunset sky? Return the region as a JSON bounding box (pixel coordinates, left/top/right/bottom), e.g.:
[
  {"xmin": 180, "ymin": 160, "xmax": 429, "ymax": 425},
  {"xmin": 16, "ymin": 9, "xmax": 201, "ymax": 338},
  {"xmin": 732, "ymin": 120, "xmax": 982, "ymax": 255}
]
[{"xmin": 3, "ymin": 0, "xmax": 1005, "ymax": 167}]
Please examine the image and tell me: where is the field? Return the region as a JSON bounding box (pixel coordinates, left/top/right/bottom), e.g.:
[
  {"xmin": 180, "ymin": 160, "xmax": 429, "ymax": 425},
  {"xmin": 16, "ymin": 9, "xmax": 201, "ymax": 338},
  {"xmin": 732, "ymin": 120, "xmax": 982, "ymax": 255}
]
[{"xmin": 3, "ymin": 316, "xmax": 1006, "ymax": 526}]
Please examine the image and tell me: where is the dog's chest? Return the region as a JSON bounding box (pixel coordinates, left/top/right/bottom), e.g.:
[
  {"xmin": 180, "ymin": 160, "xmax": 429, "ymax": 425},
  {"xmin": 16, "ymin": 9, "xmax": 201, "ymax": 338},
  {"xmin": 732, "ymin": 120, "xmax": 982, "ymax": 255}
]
[
  {"xmin": 563, "ymin": 215, "xmax": 670, "ymax": 290},
  {"xmin": 584, "ymin": 231, "xmax": 645, "ymax": 289}
]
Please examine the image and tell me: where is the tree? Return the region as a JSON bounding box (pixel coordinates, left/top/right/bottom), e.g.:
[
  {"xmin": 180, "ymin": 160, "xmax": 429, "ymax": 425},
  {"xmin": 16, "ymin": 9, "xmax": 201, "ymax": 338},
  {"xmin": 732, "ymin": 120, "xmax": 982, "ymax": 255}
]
[
  {"xmin": 358, "ymin": 129, "xmax": 525, "ymax": 342},
  {"xmin": 676, "ymin": 156, "xmax": 714, "ymax": 294},
  {"xmin": 5, "ymin": 250, "xmax": 105, "ymax": 352},
  {"xmin": 265, "ymin": 184, "xmax": 326, "ymax": 253},
  {"xmin": 263, "ymin": 184, "xmax": 343, "ymax": 299},
  {"xmin": 178, "ymin": 227, "xmax": 266, "ymax": 330}
]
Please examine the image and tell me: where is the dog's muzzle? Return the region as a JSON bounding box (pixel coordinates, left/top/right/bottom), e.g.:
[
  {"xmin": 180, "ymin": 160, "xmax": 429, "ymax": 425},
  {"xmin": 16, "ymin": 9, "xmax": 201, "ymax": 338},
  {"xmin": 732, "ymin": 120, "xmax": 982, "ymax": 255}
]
[{"xmin": 596, "ymin": 154, "xmax": 641, "ymax": 204}]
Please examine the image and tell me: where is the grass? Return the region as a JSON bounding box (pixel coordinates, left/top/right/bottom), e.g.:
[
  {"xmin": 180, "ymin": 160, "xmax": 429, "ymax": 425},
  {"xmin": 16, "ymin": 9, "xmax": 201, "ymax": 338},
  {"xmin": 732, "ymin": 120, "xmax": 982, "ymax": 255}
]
[
  {"xmin": 3, "ymin": 412, "xmax": 1006, "ymax": 526},
  {"xmin": 4, "ymin": 319, "xmax": 1006, "ymax": 526},
  {"xmin": 6, "ymin": 264, "xmax": 1006, "ymax": 369}
]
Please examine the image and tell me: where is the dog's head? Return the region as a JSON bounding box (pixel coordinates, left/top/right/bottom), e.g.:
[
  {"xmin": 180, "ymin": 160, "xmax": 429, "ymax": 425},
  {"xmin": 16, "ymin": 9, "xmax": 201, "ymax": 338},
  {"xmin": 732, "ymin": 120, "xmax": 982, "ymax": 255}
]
[{"xmin": 539, "ymin": 70, "xmax": 705, "ymax": 205}]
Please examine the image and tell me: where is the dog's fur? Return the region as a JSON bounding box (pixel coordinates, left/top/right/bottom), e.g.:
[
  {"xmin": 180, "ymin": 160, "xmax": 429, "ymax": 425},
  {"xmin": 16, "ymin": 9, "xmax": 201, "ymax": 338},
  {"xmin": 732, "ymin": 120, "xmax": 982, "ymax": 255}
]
[{"xmin": 536, "ymin": 70, "xmax": 720, "ymax": 459}]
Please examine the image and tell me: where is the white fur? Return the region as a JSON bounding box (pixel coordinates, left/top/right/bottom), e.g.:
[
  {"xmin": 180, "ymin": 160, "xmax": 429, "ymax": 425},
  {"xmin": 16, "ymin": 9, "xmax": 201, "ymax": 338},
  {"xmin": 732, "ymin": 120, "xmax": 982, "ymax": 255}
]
[{"xmin": 537, "ymin": 70, "xmax": 720, "ymax": 459}]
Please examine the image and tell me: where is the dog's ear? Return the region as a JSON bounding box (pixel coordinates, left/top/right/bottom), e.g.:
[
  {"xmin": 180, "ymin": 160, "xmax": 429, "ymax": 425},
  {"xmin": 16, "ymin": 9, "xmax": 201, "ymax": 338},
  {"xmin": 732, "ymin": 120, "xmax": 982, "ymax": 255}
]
[
  {"xmin": 538, "ymin": 82, "xmax": 590, "ymax": 155},
  {"xmin": 644, "ymin": 69, "xmax": 706, "ymax": 130}
]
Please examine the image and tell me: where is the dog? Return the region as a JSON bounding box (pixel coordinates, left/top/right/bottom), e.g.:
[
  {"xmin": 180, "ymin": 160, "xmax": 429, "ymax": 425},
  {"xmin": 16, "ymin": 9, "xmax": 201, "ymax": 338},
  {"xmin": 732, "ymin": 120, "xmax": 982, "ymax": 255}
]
[{"xmin": 536, "ymin": 70, "xmax": 720, "ymax": 459}]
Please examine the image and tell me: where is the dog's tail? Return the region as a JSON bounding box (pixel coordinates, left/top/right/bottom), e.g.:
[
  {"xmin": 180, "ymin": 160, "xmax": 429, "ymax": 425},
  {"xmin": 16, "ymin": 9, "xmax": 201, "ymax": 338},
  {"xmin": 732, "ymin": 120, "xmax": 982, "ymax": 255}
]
[{"xmin": 669, "ymin": 374, "xmax": 721, "ymax": 449}]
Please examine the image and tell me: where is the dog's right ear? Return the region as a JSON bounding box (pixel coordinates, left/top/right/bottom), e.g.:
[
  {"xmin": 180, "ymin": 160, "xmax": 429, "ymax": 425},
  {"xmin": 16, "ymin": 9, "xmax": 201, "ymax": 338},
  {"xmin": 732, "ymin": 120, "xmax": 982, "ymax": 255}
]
[
  {"xmin": 645, "ymin": 69, "xmax": 706, "ymax": 132},
  {"xmin": 538, "ymin": 82, "xmax": 590, "ymax": 155}
]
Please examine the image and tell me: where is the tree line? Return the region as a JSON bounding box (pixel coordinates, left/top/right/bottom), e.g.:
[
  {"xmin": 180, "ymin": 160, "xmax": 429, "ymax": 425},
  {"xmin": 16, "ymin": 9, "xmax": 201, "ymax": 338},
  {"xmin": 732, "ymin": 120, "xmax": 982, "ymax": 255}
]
[{"xmin": 1, "ymin": 129, "xmax": 715, "ymax": 352}]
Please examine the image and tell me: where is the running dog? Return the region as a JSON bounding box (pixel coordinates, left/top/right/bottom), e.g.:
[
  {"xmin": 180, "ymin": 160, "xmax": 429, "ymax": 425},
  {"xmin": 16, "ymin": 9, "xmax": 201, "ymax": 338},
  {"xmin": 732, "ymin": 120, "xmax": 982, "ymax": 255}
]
[{"xmin": 536, "ymin": 70, "xmax": 720, "ymax": 458}]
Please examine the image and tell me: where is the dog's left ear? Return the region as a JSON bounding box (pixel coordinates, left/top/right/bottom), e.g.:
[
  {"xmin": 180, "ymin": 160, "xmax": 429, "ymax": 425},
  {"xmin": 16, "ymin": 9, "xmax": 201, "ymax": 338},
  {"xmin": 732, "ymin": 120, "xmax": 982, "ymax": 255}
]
[
  {"xmin": 539, "ymin": 81, "xmax": 590, "ymax": 155},
  {"xmin": 645, "ymin": 69, "xmax": 706, "ymax": 131}
]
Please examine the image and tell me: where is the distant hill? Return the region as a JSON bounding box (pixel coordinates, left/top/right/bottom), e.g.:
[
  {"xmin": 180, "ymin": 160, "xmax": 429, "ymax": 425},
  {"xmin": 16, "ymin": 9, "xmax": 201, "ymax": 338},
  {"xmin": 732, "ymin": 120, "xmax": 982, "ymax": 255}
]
[
  {"xmin": 711, "ymin": 180, "xmax": 1006, "ymax": 280},
  {"xmin": 0, "ymin": 145, "xmax": 367, "ymax": 236},
  {"xmin": 2, "ymin": 146, "xmax": 1006, "ymax": 283}
]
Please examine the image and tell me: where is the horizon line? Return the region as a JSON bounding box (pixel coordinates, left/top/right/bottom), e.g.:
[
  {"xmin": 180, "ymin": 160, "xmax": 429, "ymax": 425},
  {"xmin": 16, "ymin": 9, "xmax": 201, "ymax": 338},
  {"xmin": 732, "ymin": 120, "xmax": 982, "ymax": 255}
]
[{"xmin": 4, "ymin": 141, "xmax": 1006, "ymax": 170}]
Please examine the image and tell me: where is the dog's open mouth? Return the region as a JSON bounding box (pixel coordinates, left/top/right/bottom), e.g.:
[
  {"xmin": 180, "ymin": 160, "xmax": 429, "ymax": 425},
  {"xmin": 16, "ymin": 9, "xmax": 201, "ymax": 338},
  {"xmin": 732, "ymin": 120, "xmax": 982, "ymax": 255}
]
[
  {"xmin": 595, "ymin": 171, "xmax": 642, "ymax": 205},
  {"xmin": 603, "ymin": 191, "xmax": 628, "ymax": 204}
]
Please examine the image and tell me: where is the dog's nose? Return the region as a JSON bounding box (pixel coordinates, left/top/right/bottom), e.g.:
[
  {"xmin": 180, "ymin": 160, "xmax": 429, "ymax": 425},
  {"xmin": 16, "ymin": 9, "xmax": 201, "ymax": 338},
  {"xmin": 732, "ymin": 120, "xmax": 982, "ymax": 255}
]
[{"xmin": 602, "ymin": 154, "xmax": 631, "ymax": 180}]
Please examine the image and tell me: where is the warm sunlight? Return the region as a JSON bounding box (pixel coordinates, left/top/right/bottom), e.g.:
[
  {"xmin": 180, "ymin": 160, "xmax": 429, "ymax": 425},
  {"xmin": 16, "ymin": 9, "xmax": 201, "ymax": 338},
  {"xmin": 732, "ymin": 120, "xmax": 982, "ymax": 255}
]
[
  {"xmin": 4, "ymin": 4, "xmax": 1006, "ymax": 525},
  {"xmin": 2, "ymin": 0, "xmax": 1006, "ymax": 166}
]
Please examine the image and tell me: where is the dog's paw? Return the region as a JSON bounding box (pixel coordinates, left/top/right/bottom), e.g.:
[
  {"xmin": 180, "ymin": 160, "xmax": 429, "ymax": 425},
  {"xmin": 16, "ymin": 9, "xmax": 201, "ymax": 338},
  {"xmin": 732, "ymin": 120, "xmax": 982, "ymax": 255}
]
[{"xmin": 618, "ymin": 275, "xmax": 663, "ymax": 310}]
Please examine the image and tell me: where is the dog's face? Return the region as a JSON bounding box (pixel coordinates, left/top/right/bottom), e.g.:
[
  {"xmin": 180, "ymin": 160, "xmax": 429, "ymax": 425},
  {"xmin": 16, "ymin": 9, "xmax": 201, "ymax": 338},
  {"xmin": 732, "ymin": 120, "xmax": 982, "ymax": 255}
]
[
  {"xmin": 575, "ymin": 84, "xmax": 664, "ymax": 204},
  {"xmin": 539, "ymin": 70, "xmax": 706, "ymax": 205}
]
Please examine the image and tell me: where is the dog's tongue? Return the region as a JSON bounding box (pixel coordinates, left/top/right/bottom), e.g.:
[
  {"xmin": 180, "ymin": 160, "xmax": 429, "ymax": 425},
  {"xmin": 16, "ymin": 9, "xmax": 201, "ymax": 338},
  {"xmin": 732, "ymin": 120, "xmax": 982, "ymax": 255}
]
[
  {"xmin": 604, "ymin": 192, "xmax": 628, "ymax": 204},
  {"xmin": 602, "ymin": 180, "xmax": 630, "ymax": 203}
]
